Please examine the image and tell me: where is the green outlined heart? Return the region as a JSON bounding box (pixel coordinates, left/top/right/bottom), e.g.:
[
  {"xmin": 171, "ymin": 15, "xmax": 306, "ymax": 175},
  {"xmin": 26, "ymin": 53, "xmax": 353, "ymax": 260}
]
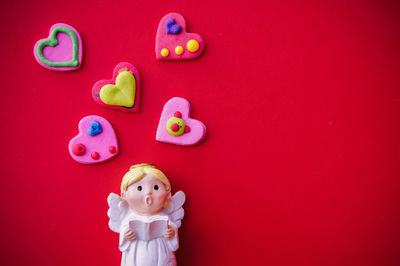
[{"xmin": 36, "ymin": 26, "xmax": 79, "ymax": 67}]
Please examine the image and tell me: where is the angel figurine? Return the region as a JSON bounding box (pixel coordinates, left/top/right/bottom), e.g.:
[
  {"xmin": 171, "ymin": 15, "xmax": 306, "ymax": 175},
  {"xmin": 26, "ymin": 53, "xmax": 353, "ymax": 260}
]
[{"xmin": 107, "ymin": 164, "xmax": 185, "ymax": 266}]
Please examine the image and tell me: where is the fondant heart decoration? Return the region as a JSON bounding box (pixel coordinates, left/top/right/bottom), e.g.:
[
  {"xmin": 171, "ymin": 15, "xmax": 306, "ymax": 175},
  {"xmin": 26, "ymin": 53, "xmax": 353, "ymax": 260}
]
[
  {"xmin": 156, "ymin": 97, "xmax": 206, "ymax": 146},
  {"xmin": 92, "ymin": 62, "xmax": 140, "ymax": 113},
  {"xmin": 33, "ymin": 23, "xmax": 83, "ymax": 71},
  {"xmin": 156, "ymin": 13, "xmax": 205, "ymax": 60},
  {"xmin": 69, "ymin": 115, "xmax": 118, "ymax": 164}
]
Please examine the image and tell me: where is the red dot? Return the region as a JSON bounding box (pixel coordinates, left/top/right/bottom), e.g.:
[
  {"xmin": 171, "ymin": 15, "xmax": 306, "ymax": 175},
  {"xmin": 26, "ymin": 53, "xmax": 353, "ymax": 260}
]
[
  {"xmin": 109, "ymin": 146, "xmax": 116, "ymax": 154},
  {"xmin": 184, "ymin": 126, "xmax": 191, "ymax": 133},
  {"xmin": 91, "ymin": 152, "xmax": 100, "ymax": 160},
  {"xmin": 72, "ymin": 143, "xmax": 86, "ymax": 156},
  {"xmin": 174, "ymin": 111, "xmax": 182, "ymax": 118},
  {"xmin": 171, "ymin": 123, "xmax": 180, "ymax": 132}
]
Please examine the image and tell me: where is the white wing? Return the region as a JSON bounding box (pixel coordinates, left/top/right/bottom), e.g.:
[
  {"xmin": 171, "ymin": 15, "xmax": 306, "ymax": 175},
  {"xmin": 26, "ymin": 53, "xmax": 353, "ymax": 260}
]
[
  {"xmin": 107, "ymin": 193, "xmax": 130, "ymax": 233},
  {"xmin": 164, "ymin": 191, "xmax": 186, "ymax": 228}
]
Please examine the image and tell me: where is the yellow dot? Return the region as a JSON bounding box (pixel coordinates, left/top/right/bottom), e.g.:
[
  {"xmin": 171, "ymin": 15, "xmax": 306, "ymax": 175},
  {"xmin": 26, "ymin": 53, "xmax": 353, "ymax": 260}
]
[
  {"xmin": 161, "ymin": 48, "xmax": 169, "ymax": 57},
  {"xmin": 175, "ymin": 46, "xmax": 184, "ymax": 55},
  {"xmin": 186, "ymin": 40, "xmax": 199, "ymax": 53}
]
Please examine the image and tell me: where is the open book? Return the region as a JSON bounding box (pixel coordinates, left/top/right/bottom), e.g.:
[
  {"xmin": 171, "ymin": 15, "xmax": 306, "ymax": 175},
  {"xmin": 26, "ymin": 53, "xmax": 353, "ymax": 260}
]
[{"xmin": 129, "ymin": 215, "xmax": 168, "ymax": 241}]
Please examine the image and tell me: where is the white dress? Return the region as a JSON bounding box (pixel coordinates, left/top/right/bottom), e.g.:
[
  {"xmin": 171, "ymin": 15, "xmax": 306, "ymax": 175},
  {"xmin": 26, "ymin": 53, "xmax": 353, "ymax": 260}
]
[
  {"xmin": 107, "ymin": 191, "xmax": 186, "ymax": 266},
  {"xmin": 119, "ymin": 212, "xmax": 178, "ymax": 266}
]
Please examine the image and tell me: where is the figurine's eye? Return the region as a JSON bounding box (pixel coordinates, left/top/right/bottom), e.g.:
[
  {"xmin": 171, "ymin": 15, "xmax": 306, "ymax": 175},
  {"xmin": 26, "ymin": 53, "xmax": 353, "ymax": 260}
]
[
  {"xmin": 137, "ymin": 186, "xmax": 142, "ymax": 191},
  {"xmin": 154, "ymin": 185, "xmax": 159, "ymax": 190}
]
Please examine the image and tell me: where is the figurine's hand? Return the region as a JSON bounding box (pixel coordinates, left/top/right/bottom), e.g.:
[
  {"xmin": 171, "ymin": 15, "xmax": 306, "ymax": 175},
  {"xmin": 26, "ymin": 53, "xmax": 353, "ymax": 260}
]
[
  {"xmin": 164, "ymin": 225, "xmax": 176, "ymax": 240},
  {"xmin": 124, "ymin": 228, "xmax": 136, "ymax": 241}
]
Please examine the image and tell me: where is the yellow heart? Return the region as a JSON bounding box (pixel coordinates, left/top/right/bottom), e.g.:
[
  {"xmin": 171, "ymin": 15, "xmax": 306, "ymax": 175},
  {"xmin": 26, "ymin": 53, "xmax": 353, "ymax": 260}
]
[{"xmin": 99, "ymin": 71, "xmax": 136, "ymax": 107}]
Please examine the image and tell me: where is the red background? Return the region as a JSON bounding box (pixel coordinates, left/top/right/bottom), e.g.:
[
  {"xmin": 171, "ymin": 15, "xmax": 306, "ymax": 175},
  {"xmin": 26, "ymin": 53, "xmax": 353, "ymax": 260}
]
[{"xmin": 1, "ymin": 0, "xmax": 400, "ymax": 265}]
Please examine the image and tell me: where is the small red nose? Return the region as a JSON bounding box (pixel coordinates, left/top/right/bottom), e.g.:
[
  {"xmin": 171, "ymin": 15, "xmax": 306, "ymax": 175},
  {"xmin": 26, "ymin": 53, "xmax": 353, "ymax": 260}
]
[{"xmin": 171, "ymin": 123, "xmax": 180, "ymax": 132}]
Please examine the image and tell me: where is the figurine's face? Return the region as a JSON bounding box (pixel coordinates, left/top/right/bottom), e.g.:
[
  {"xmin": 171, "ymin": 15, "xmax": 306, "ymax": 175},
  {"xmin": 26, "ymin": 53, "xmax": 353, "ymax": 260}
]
[{"xmin": 123, "ymin": 174, "xmax": 171, "ymax": 216}]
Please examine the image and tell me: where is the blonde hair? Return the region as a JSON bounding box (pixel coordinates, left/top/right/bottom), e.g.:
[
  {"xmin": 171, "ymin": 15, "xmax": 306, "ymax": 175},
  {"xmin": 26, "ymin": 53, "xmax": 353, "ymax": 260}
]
[{"xmin": 121, "ymin": 163, "xmax": 171, "ymax": 193}]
